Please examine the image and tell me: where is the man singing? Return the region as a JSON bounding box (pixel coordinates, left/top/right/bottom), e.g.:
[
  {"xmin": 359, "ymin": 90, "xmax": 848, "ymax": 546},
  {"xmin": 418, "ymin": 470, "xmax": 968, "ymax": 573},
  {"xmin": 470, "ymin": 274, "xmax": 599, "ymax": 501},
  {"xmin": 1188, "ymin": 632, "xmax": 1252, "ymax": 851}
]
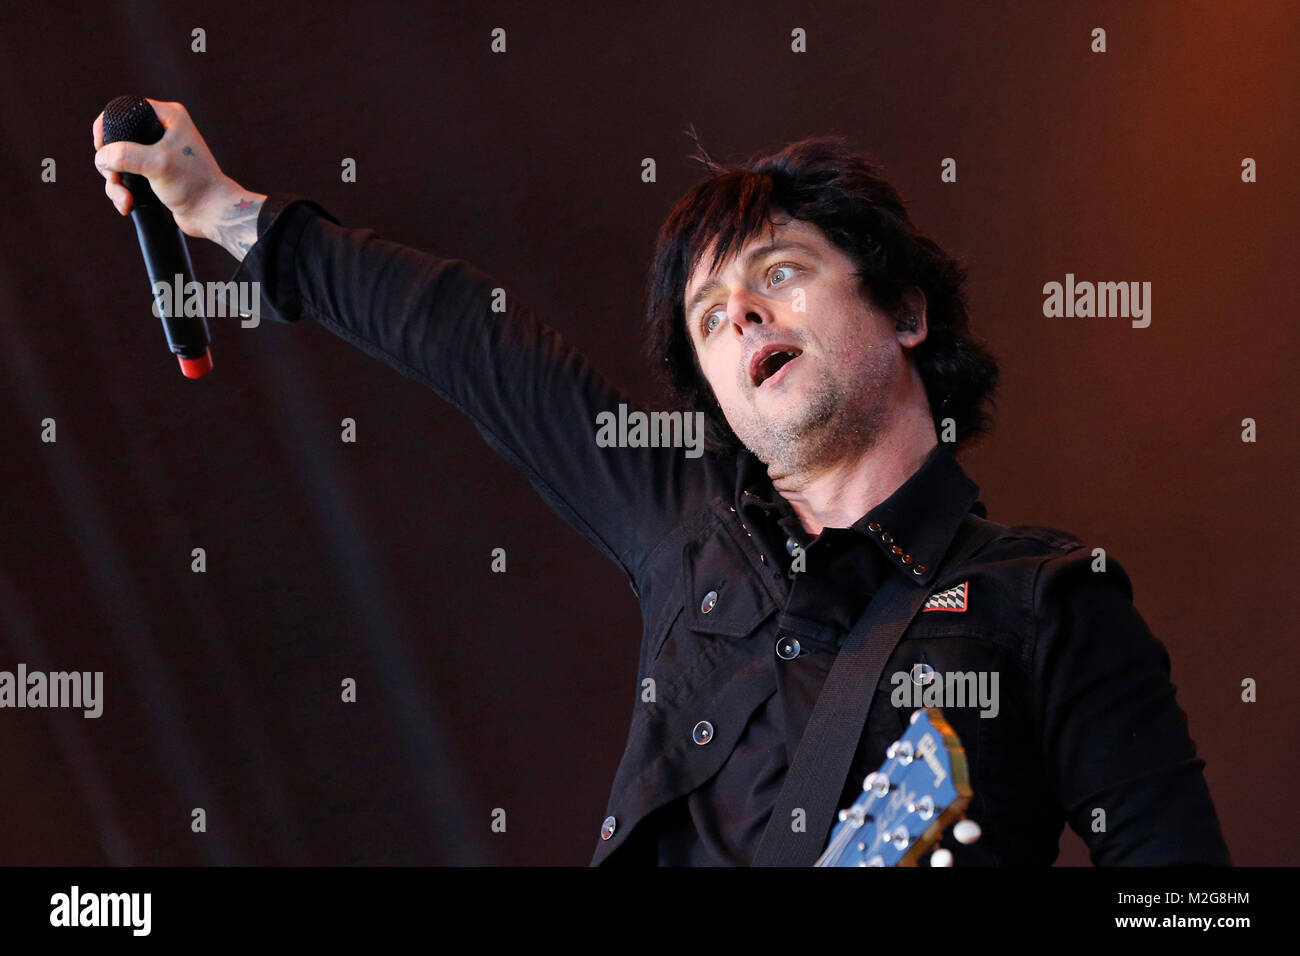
[{"xmin": 94, "ymin": 100, "xmax": 1230, "ymax": 866}]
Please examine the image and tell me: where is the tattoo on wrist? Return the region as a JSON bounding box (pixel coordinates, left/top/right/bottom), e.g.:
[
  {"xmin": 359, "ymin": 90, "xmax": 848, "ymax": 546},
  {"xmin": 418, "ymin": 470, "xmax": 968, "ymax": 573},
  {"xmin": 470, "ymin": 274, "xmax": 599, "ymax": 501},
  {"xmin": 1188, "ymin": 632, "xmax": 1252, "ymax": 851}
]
[{"xmin": 210, "ymin": 196, "xmax": 263, "ymax": 260}]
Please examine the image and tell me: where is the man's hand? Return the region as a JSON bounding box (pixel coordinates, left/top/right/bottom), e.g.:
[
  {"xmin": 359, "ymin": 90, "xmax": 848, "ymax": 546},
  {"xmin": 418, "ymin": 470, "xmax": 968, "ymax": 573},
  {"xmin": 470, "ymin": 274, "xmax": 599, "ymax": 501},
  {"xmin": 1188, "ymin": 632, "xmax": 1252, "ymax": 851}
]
[{"xmin": 92, "ymin": 98, "xmax": 267, "ymax": 260}]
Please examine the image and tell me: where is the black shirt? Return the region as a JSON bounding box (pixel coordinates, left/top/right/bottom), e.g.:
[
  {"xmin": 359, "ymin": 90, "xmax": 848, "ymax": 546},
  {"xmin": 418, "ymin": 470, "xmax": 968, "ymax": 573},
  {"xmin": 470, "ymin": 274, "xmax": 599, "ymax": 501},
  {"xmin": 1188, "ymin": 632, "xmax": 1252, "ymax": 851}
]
[
  {"xmin": 653, "ymin": 444, "xmax": 969, "ymax": 865},
  {"xmin": 228, "ymin": 193, "xmax": 1232, "ymax": 866}
]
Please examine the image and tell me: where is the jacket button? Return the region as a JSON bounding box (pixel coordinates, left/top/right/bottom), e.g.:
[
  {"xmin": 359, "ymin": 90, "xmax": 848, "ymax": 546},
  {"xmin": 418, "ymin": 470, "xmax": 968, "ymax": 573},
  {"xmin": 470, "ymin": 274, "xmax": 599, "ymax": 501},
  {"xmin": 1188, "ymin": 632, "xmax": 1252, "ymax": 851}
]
[
  {"xmin": 600, "ymin": 815, "xmax": 617, "ymax": 840},
  {"xmin": 776, "ymin": 636, "xmax": 802, "ymax": 660},
  {"xmin": 700, "ymin": 590, "xmax": 718, "ymax": 613},
  {"xmin": 868, "ymin": 522, "xmax": 882, "ymax": 532},
  {"xmin": 692, "ymin": 720, "xmax": 714, "ymax": 745},
  {"xmin": 913, "ymin": 564, "xmax": 927, "ymax": 574},
  {"xmin": 881, "ymin": 532, "xmax": 894, "ymax": 544},
  {"xmin": 891, "ymin": 545, "xmax": 903, "ymax": 555},
  {"xmin": 901, "ymin": 554, "xmax": 913, "ymax": 564}
]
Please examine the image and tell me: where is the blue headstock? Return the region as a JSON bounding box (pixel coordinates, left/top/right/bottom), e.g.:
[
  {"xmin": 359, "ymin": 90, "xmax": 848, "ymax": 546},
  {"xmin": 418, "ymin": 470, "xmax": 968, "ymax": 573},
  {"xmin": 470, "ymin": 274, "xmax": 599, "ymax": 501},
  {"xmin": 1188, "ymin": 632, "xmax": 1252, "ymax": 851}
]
[{"xmin": 815, "ymin": 707, "xmax": 975, "ymax": 867}]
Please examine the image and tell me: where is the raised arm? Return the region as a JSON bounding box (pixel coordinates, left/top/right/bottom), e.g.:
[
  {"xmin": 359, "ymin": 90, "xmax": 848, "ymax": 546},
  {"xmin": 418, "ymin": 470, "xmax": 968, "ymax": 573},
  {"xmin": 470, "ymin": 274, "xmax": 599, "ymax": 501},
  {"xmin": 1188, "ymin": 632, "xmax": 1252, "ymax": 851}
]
[{"xmin": 93, "ymin": 99, "xmax": 719, "ymax": 584}]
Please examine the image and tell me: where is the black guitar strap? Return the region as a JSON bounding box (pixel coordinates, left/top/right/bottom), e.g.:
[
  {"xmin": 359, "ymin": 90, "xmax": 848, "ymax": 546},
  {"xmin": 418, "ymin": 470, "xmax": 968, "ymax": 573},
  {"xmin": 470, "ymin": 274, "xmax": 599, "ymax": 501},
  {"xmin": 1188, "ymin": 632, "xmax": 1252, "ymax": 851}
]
[{"xmin": 751, "ymin": 512, "xmax": 1003, "ymax": 867}]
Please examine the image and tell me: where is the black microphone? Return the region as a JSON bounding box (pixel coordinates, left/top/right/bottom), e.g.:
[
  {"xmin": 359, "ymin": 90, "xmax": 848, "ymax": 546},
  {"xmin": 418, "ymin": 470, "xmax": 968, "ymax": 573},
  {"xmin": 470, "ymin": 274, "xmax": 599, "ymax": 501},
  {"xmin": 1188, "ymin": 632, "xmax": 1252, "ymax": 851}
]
[{"xmin": 102, "ymin": 95, "xmax": 213, "ymax": 379}]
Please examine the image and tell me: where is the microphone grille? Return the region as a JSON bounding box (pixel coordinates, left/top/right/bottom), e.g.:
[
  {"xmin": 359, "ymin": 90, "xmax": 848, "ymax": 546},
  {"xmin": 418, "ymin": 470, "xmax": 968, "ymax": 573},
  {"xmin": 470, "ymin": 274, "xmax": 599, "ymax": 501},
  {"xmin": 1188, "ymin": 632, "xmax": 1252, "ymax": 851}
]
[{"xmin": 102, "ymin": 95, "xmax": 165, "ymax": 146}]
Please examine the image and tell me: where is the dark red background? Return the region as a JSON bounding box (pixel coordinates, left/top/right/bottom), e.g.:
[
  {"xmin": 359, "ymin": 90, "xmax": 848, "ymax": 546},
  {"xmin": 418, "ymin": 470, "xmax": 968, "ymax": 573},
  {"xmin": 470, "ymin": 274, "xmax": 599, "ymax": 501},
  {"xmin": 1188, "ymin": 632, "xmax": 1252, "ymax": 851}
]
[{"xmin": 0, "ymin": 0, "xmax": 1295, "ymax": 865}]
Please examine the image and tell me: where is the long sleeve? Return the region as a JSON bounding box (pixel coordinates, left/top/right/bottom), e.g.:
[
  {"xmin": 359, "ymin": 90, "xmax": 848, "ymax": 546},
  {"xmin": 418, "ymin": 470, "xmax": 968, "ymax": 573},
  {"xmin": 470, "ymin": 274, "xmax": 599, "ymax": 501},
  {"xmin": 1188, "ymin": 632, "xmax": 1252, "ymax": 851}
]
[
  {"xmin": 225, "ymin": 193, "xmax": 721, "ymax": 586},
  {"xmin": 1031, "ymin": 548, "xmax": 1231, "ymax": 865}
]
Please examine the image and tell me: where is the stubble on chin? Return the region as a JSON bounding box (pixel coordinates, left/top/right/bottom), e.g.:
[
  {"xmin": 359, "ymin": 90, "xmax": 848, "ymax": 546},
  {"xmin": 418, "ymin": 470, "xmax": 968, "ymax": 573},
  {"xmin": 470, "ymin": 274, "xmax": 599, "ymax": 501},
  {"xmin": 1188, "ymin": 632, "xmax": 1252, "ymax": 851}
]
[
  {"xmin": 734, "ymin": 348, "xmax": 898, "ymax": 479},
  {"xmin": 737, "ymin": 388, "xmax": 837, "ymax": 475}
]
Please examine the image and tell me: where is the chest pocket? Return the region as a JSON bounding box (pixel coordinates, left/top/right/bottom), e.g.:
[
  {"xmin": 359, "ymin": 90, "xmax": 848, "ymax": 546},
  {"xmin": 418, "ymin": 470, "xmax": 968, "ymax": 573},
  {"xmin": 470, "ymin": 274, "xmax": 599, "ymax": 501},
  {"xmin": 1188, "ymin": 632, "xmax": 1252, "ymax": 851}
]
[
  {"xmin": 681, "ymin": 510, "xmax": 778, "ymax": 638},
  {"xmin": 646, "ymin": 509, "xmax": 778, "ymax": 670}
]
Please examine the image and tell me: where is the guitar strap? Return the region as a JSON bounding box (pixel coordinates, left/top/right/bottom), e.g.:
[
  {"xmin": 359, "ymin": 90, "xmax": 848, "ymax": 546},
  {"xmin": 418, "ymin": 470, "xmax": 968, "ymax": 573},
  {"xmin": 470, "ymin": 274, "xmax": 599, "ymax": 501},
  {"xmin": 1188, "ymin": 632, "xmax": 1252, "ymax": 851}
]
[{"xmin": 751, "ymin": 512, "xmax": 1003, "ymax": 867}]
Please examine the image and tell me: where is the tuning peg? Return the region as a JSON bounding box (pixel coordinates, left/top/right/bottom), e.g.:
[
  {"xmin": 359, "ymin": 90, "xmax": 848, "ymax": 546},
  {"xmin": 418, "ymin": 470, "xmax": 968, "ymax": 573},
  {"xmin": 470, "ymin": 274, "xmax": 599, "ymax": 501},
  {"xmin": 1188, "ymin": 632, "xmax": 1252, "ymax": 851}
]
[
  {"xmin": 953, "ymin": 819, "xmax": 981, "ymax": 845},
  {"xmin": 837, "ymin": 806, "xmax": 872, "ymax": 827},
  {"xmin": 930, "ymin": 848, "xmax": 954, "ymax": 867},
  {"xmin": 887, "ymin": 825, "xmax": 911, "ymax": 850},
  {"xmin": 862, "ymin": 771, "xmax": 891, "ymax": 796},
  {"xmin": 905, "ymin": 795, "xmax": 935, "ymax": 819},
  {"xmin": 885, "ymin": 740, "xmax": 914, "ymax": 764}
]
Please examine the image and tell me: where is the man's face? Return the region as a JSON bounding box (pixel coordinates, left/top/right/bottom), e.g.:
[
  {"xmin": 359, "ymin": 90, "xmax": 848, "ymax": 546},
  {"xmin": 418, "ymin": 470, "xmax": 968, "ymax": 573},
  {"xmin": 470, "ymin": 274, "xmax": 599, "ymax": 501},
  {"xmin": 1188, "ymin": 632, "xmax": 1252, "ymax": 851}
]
[{"xmin": 683, "ymin": 214, "xmax": 923, "ymax": 475}]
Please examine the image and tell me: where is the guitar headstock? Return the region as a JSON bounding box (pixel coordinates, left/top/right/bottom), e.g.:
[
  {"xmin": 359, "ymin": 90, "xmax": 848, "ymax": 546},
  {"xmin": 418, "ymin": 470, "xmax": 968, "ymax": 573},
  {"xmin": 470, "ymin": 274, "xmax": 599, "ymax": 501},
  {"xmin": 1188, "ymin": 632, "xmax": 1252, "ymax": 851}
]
[{"xmin": 815, "ymin": 707, "xmax": 976, "ymax": 867}]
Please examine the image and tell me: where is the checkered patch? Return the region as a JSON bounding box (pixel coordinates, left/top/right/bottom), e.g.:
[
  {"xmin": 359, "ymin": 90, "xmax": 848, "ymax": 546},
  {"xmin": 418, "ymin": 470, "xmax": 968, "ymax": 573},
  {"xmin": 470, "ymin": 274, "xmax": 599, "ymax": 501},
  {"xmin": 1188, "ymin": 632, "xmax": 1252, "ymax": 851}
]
[{"xmin": 922, "ymin": 580, "xmax": 969, "ymax": 613}]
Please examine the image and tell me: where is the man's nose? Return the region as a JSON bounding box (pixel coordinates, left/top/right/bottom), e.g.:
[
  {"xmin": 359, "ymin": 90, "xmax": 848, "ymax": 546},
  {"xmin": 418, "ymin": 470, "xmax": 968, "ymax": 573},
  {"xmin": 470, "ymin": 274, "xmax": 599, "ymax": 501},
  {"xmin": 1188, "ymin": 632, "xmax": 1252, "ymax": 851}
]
[{"xmin": 724, "ymin": 289, "xmax": 769, "ymax": 335}]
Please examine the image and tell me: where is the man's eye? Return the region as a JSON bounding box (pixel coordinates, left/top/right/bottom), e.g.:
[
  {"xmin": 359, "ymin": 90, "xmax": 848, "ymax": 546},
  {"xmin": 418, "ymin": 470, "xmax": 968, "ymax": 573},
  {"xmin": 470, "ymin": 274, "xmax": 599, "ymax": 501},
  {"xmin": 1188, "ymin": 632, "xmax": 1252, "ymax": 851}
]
[
  {"xmin": 769, "ymin": 264, "xmax": 797, "ymax": 286},
  {"xmin": 702, "ymin": 310, "xmax": 723, "ymax": 336}
]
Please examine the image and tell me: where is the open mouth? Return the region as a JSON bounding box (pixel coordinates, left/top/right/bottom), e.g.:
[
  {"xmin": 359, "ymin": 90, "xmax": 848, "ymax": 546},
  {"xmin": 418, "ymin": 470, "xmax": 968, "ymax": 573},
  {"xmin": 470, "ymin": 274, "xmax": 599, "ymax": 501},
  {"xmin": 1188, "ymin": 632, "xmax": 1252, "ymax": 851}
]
[{"xmin": 751, "ymin": 346, "xmax": 804, "ymax": 388}]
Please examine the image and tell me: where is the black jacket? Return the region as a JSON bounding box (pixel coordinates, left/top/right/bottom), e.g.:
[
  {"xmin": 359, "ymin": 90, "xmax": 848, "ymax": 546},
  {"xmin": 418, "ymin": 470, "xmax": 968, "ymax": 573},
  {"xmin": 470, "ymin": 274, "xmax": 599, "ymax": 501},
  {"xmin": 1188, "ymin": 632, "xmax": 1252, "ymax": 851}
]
[{"xmin": 228, "ymin": 193, "xmax": 1231, "ymax": 866}]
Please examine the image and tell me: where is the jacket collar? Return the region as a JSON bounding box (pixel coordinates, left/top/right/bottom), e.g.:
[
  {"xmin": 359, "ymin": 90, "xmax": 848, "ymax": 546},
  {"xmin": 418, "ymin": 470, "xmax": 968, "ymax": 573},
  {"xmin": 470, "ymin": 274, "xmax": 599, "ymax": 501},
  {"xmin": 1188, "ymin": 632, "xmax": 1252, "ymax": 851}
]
[{"xmin": 733, "ymin": 441, "xmax": 984, "ymax": 588}]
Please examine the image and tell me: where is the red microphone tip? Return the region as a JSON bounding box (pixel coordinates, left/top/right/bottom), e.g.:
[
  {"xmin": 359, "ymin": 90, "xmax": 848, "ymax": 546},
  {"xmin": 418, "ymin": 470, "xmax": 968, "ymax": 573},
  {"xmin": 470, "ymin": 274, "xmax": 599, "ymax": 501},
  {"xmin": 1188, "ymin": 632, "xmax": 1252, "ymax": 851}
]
[{"xmin": 178, "ymin": 351, "xmax": 213, "ymax": 378}]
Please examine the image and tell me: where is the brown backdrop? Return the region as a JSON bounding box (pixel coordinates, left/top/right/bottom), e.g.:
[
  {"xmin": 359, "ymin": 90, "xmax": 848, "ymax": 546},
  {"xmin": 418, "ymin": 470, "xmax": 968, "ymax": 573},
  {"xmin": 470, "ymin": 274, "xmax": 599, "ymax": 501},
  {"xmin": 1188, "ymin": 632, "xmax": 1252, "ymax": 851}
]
[{"xmin": 0, "ymin": 0, "xmax": 1295, "ymax": 865}]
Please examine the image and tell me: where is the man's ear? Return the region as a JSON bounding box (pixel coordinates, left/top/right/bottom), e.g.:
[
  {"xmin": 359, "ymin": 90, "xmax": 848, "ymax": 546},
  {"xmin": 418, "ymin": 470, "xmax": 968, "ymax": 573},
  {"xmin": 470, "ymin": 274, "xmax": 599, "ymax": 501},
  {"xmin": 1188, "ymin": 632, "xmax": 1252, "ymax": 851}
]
[{"xmin": 894, "ymin": 286, "xmax": 929, "ymax": 345}]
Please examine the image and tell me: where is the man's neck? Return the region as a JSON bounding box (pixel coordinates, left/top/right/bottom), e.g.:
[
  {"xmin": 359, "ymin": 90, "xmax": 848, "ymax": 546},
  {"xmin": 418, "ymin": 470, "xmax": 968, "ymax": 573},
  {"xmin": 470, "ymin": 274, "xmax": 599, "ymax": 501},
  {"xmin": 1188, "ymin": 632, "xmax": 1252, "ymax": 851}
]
[{"xmin": 770, "ymin": 408, "xmax": 939, "ymax": 537}]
